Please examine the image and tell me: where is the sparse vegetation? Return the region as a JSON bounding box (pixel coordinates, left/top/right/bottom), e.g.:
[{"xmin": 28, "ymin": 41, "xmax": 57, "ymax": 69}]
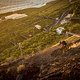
[
  {"xmin": 0, "ymin": 0, "xmax": 80, "ymax": 80},
  {"xmin": 0, "ymin": 0, "xmax": 80, "ymax": 63}
]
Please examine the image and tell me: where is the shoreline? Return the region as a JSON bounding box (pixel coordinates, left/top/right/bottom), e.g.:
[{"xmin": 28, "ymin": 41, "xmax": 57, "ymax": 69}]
[{"xmin": 0, "ymin": 0, "xmax": 55, "ymax": 14}]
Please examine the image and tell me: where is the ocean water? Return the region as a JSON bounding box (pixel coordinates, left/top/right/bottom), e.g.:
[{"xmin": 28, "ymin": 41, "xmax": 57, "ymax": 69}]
[{"xmin": 0, "ymin": 0, "xmax": 54, "ymax": 14}]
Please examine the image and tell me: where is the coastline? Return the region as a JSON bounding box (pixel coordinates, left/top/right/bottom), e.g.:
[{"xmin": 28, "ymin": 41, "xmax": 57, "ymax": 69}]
[{"xmin": 0, "ymin": 0, "xmax": 55, "ymax": 14}]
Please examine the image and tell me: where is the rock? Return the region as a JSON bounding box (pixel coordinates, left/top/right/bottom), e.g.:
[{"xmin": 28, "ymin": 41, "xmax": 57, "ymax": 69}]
[
  {"xmin": 56, "ymin": 27, "xmax": 65, "ymax": 35},
  {"xmin": 60, "ymin": 19, "xmax": 68, "ymax": 25},
  {"xmin": 29, "ymin": 34, "xmax": 32, "ymax": 37},
  {"xmin": 35, "ymin": 25, "xmax": 42, "ymax": 30}
]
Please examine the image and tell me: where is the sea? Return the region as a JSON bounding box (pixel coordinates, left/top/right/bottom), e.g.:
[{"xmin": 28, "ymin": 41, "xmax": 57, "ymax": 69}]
[{"xmin": 0, "ymin": 0, "xmax": 54, "ymax": 14}]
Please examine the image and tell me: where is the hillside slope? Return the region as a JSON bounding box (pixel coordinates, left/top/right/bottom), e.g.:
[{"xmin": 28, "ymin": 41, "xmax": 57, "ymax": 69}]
[
  {"xmin": 0, "ymin": 0, "xmax": 80, "ymax": 64},
  {"xmin": 0, "ymin": 0, "xmax": 69, "ymax": 63},
  {"xmin": 0, "ymin": 0, "xmax": 80, "ymax": 80},
  {"xmin": 0, "ymin": 36, "xmax": 80, "ymax": 80}
]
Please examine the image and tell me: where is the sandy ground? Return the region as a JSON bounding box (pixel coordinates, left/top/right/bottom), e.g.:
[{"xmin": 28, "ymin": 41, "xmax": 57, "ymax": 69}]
[{"xmin": 5, "ymin": 13, "xmax": 28, "ymax": 20}]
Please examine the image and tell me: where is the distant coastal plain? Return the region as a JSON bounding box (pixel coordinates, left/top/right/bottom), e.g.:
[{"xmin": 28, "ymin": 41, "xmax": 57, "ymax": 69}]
[{"xmin": 0, "ymin": 0, "xmax": 55, "ymax": 14}]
